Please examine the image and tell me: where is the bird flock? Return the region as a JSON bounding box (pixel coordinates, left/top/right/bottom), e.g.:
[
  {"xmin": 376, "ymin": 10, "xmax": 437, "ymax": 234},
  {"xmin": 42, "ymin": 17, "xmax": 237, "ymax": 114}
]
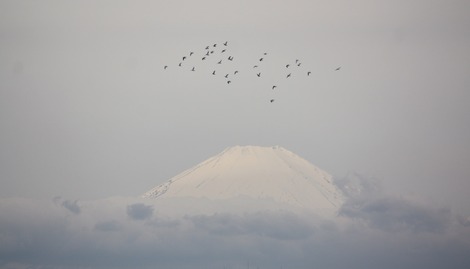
[{"xmin": 163, "ymin": 41, "xmax": 340, "ymax": 103}]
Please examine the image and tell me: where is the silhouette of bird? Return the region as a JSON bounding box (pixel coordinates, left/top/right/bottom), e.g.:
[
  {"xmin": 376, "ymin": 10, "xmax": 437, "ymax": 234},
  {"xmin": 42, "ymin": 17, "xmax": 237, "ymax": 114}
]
[
  {"xmin": 191, "ymin": 67, "xmax": 195, "ymax": 71},
  {"xmin": 213, "ymin": 44, "xmax": 217, "ymax": 47},
  {"xmin": 264, "ymin": 52, "xmax": 267, "ymax": 55},
  {"xmin": 286, "ymin": 73, "xmax": 291, "ymax": 78},
  {"xmin": 286, "ymin": 64, "xmax": 290, "ymax": 68},
  {"xmin": 206, "ymin": 51, "xmax": 210, "ymax": 56},
  {"xmin": 257, "ymin": 73, "xmax": 261, "ymax": 77},
  {"xmin": 210, "ymin": 50, "xmax": 214, "ymax": 54},
  {"xmin": 297, "ymin": 63, "xmax": 301, "ymax": 66},
  {"xmin": 270, "ymin": 99, "xmax": 275, "ymax": 103},
  {"xmin": 223, "ymin": 41, "xmax": 228, "ymax": 46},
  {"xmin": 234, "ymin": 70, "xmax": 239, "ymax": 75},
  {"xmin": 307, "ymin": 71, "xmax": 311, "ymax": 76},
  {"xmin": 179, "ymin": 62, "xmax": 182, "ymax": 67},
  {"xmin": 164, "ymin": 65, "xmax": 168, "ymax": 69},
  {"xmin": 212, "ymin": 70, "xmax": 216, "ymax": 75},
  {"xmin": 225, "ymin": 74, "xmax": 229, "ymax": 78},
  {"xmin": 205, "ymin": 46, "xmax": 210, "ymax": 50},
  {"xmin": 189, "ymin": 52, "xmax": 194, "ymax": 56},
  {"xmin": 227, "ymin": 80, "xmax": 231, "ymax": 84},
  {"xmin": 272, "ymin": 85, "xmax": 277, "ymax": 90},
  {"xmin": 228, "ymin": 56, "xmax": 233, "ymax": 61},
  {"xmin": 182, "ymin": 56, "xmax": 186, "ymax": 61},
  {"xmin": 217, "ymin": 60, "xmax": 222, "ymax": 64},
  {"xmin": 295, "ymin": 59, "xmax": 299, "ymax": 63},
  {"xmin": 221, "ymin": 49, "xmax": 226, "ymax": 53},
  {"xmin": 335, "ymin": 67, "xmax": 341, "ymax": 71},
  {"xmin": 253, "ymin": 65, "xmax": 258, "ymax": 68},
  {"xmin": 259, "ymin": 58, "xmax": 263, "ymax": 61},
  {"xmin": 202, "ymin": 57, "xmax": 206, "ymax": 60}
]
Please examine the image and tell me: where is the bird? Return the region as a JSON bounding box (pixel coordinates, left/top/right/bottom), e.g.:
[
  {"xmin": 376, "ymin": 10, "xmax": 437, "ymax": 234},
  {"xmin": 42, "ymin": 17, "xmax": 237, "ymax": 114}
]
[
  {"xmin": 206, "ymin": 51, "xmax": 210, "ymax": 56},
  {"xmin": 270, "ymin": 99, "xmax": 275, "ymax": 103},
  {"xmin": 253, "ymin": 65, "xmax": 258, "ymax": 68},
  {"xmin": 228, "ymin": 56, "xmax": 234, "ymax": 61},
  {"xmin": 221, "ymin": 49, "xmax": 226, "ymax": 53},
  {"xmin": 272, "ymin": 85, "xmax": 277, "ymax": 90},
  {"xmin": 225, "ymin": 74, "xmax": 229, "ymax": 78},
  {"xmin": 205, "ymin": 46, "xmax": 210, "ymax": 50},
  {"xmin": 191, "ymin": 67, "xmax": 195, "ymax": 71},
  {"xmin": 227, "ymin": 80, "xmax": 231, "ymax": 84},
  {"xmin": 234, "ymin": 70, "xmax": 239, "ymax": 75},
  {"xmin": 223, "ymin": 41, "xmax": 228, "ymax": 46},
  {"xmin": 297, "ymin": 63, "xmax": 301, "ymax": 66},
  {"xmin": 210, "ymin": 50, "xmax": 214, "ymax": 54},
  {"xmin": 179, "ymin": 62, "xmax": 182, "ymax": 67},
  {"xmin": 212, "ymin": 70, "xmax": 216, "ymax": 75},
  {"xmin": 335, "ymin": 67, "xmax": 341, "ymax": 71},
  {"xmin": 213, "ymin": 44, "xmax": 217, "ymax": 47},
  {"xmin": 286, "ymin": 73, "xmax": 291, "ymax": 78},
  {"xmin": 264, "ymin": 52, "xmax": 267, "ymax": 55},
  {"xmin": 307, "ymin": 71, "xmax": 311, "ymax": 76},
  {"xmin": 202, "ymin": 57, "xmax": 206, "ymax": 60},
  {"xmin": 164, "ymin": 65, "xmax": 168, "ymax": 69},
  {"xmin": 286, "ymin": 64, "xmax": 290, "ymax": 68},
  {"xmin": 257, "ymin": 73, "xmax": 261, "ymax": 77},
  {"xmin": 217, "ymin": 60, "xmax": 222, "ymax": 64},
  {"xmin": 295, "ymin": 59, "xmax": 299, "ymax": 63},
  {"xmin": 259, "ymin": 58, "xmax": 263, "ymax": 61},
  {"xmin": 189, "ymin": 52, "xmax": 194, "ymax": 56},
  {"xmin": 182, "ymin": 56, "xmax": 186, "ymax": 61}
]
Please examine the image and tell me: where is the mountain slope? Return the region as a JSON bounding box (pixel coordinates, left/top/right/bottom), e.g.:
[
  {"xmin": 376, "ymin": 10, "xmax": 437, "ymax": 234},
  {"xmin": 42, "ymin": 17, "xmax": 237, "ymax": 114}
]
[{"xmin": 143, "ymin": 146, "xmax": 344, "ymax": 214}]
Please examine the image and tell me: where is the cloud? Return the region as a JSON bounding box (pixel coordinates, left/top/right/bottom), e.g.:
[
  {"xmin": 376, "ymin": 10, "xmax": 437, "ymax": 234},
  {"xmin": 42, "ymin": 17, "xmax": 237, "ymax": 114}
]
[
  {"xmin": 0, "ymin": 197, "xmax": 469, "ymax": 269},
  {"xmin": 126, "ymin": 203, "xmax": 153, "ymax": 220}
]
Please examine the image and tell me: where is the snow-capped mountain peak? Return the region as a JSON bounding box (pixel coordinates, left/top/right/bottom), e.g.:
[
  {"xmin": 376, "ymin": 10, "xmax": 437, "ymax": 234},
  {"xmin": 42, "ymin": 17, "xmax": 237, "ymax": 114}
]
[{"xmin": 143, "ymin": 145, "xmax": 344, "ymax": 215}]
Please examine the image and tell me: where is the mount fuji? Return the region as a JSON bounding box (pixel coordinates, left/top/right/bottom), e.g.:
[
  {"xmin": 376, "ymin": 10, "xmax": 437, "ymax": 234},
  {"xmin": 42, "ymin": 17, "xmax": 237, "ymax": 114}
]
[{"xmin": 143, "ymin": 146, "xmax": 345, "ymax": 216}]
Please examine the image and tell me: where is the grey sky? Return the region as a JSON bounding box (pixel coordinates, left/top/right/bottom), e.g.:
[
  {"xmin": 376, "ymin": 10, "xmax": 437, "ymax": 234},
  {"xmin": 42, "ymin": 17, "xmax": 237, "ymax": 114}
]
[{"xmin": 1, "ymin": 0, "xmax": 470, "ymax": 218}]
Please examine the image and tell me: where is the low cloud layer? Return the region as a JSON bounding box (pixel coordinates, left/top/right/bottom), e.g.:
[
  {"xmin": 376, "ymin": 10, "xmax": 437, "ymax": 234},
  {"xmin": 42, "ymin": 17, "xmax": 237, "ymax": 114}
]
[{"xmin": 0, "ymin": 193, "xmax": 469, "ymax": 269}]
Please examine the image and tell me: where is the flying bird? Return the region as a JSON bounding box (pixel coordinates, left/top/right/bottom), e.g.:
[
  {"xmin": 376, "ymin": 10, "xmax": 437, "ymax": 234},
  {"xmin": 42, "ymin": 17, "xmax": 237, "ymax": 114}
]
[
  {"xmin": 223, "ymin": 41, "xmax": 228, "ymax": 46},
  {"xmin": 213, "ymin": 44, "xmax": 217, "ymax": 47},
  {"xmin": 335, "ymin": 67, "xmax": 341, "ymax": 71},
  {"xmin": 234, "ymin": 70, "xmax": 239, "ymax": 74},
  {"xmin": 164, "ymin": 65, "xmax": 168, "ymax": 69},
  {"xmin": 286, "ymin": 73, "xmax": 291, "ymax": 78},
  {"xmin": 212, "ymin": 70, "xmax": 216, "ymax": 75},
  {"xmin": 307, "ymin": 71, "xmax": 311, "ymax": 76},
  {"xmin": 272, "ymin": 85, "xmax": 277, "ymax": 90},
  {"xmin": 191, "ymin": 67, "xmax": 195, "ymax": 71},
  {"xmin": 270, "ymin": 99, "xmax": 275, "ymax": 103},
  {"xmin": 228, "ymin": 56, "xmax": 234, "ymax": 61},
  {"xmin": 259, "ymin": 58, "xmax": 263, "ymax": 61},
  {"xmin": 253, "ymin": 65, "xmax": 258, "ymax": 68},
  {"xmin": 257, "ymin": 73, "xmax": 261, "ymax": 77},
  {"xmin": 205, "ymin": 46, "xmax": 210, "ymax": 50},
  {"xmin": 218, "ymin": 60, "xmax": 222, "ymax": 64},
  {"xmin": 202, "ymin": 57, "xmax": 206, "ymax": 60},
  {"xmin": 225, "ymin": 74, "xmax": 229, "ymax": 78},
  {"xmin": 221, "ymin": 49, "xmax": 226, "ymax": 53},
  {"xmin": 189, "ymin": 52, "xmax": 194, "ymax": 56},
  {"xmin": 297, "ymin": 63, "xmax": 301, "ymax": 66},
  {"xmin": 227, "ymin": 80, "xmax": 231, "ymax": 84},
  {"xmin": 182, "ymin": 56, "xmax": 186, "ymax": 61},
  {"xmin": 179, "ymin": 62, "xmax": 182, "ymax": 67},
  {"xmin": 286, "ymin": 64, "xmax": 290, "ymax": 68}
]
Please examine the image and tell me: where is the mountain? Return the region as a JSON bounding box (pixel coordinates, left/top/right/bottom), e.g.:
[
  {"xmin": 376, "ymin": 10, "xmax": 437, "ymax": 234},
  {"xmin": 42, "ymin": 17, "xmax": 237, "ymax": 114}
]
[{"xmin": 143, "ymin": 145, "xmax": 344, "ymax": 216}]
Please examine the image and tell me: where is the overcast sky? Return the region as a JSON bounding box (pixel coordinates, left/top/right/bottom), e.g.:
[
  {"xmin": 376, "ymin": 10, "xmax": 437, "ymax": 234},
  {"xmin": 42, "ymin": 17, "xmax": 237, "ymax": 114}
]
[{"xmin": 1, "ymin": 1, "xmax": 470, "ymax": 268}]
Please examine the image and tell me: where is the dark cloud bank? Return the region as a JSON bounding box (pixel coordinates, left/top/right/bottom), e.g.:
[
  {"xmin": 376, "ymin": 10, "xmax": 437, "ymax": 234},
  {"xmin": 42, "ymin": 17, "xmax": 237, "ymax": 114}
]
[{"xmin": 1, "ymin": 178, "xmax": 469, "ymax": 269}]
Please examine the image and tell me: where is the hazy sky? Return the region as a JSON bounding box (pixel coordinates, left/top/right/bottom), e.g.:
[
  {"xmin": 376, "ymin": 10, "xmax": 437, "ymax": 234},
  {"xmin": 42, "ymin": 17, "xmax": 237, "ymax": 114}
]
[
  {"xmin": 1, "ymin": 1, "xmax": 470, "ymax": 268},
  {"xmin": 1, "ymin": 0, "xmax": 470, "ymax": 208}
]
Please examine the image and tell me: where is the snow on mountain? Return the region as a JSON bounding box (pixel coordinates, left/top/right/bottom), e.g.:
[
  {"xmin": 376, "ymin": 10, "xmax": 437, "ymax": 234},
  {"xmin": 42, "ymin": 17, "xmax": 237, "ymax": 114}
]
[{"xmin": 143, "ymin": 145, "xmax": 344, "ymax": 216}]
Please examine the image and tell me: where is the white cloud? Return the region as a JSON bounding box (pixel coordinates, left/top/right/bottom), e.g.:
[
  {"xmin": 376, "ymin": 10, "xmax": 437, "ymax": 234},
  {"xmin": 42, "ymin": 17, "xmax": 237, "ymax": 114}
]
[{"xmin": 0, "ymin": 196, "xmax": 469, "ymax": 269}]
